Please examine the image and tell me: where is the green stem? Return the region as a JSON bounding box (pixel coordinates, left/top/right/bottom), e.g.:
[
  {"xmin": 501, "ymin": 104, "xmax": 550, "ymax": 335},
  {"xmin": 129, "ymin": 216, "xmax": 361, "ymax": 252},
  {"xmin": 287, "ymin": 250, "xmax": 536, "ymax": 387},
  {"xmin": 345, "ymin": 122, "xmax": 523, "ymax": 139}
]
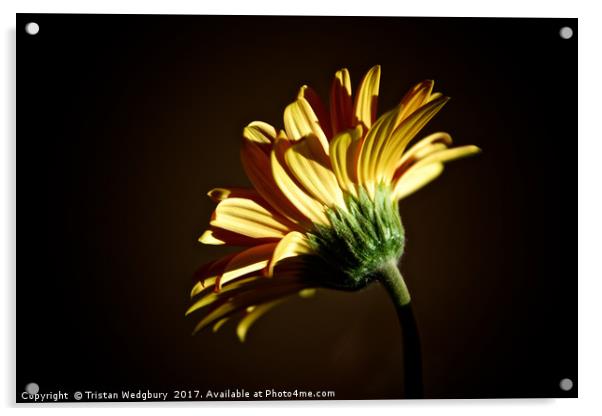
[
  {"xmin": 378, "ymin": 260, "xmax": 423, "ymax": 399},
  {"xmin": 378, "ymin": 260, "xmax": 411, "ymax": 307}
]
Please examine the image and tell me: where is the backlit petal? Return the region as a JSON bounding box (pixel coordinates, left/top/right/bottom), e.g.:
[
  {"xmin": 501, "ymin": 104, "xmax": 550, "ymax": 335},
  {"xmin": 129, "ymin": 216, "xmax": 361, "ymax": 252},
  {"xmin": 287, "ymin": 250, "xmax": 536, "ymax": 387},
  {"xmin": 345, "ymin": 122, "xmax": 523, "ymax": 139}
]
[
  {"xmin": 410, "ymin": 145, "xmax": 482, "ymax": 170},
  {"xmin": 298, "ymin": 85, "xmax": 332, "ymax": 139},
  {"xmin": 392, "ymin": 162, "xmax": 445, "ymax": 201},
  {"xmin": 380, "ymin": 96, "xmax": 450, "ymax": 182},
  {"xmin": 394, "ymin": 132, "xmax": 453, "ymax": 177},
  {"xmin": 192, "ymin": 252, "xmax": 237, "ymax": 288},
  {"xmin": 392, "ymin": 145, "xmax": 481, "ymax": 200},
  {"xmin": 243, "ymin": 121, "xmax": 277, "ymax": 144},
  {"xmin": 353, "ymin": 65, "xmax": 381, "ymax": 130},
  {"xmin": 283, "ymin": 98, "xmax": 329, "ymax": 153},
  {"xmin": 212, "ymin": 317, "xmax": 230, "ymax": 332},
  {"xmin": 241, "ymin": 138, "xmax": 310, "ymax": 225},
  {"xmin": 330, "ymin": 68, "xmax": 354, "ymax": 135},
  {"xmin": 330, "ymin": 126, "xmax": 362, "ymax": 196},
  {"xmin": 207, "ymin": 187, "xmax": 258, "ymax": 203},
  {"xmin": 187, "ymin": 276, "xmax": 263, "ymax": 315},
  {"xmin": 266, "ymin": 231, "xmax": 312, "ymax": 276},
  {"xmin": 236, "ymin": 299, "xmax": 287, "ymax": 342},
  {"xmin": 356, "ymin": 108, "xmax": 399, "ymax": 196},
  {"xmin": 199, "ymin": 226, "xmax": 280, "ymax": 246},
  {"xmin": 394, "ymin": 80, "xmax": 435, "ymax": 128},
  {"xmin": 210, "ymin": 197, "xmax": 295, "ymax": 240},
  {"xmin": 217, "ymin": 243, "xmax": 278, "ymax": 289},
  {"xmin": 192, "ymin": 281, "xmax": 307, "ymax": 334},
  {"xmin": 270, "ymin": 139, "xmax": 329, "ymax": 225},
  {"xmin": 285, "ymin": 135, "xmax": 346, "ymax": 209}
]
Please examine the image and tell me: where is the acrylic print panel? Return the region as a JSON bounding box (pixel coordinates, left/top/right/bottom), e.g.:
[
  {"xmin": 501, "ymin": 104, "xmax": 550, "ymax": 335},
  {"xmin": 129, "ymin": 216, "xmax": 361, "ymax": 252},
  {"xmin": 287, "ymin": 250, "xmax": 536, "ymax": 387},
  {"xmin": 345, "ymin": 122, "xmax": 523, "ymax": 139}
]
[{"xmin": 17, "ymin": 14, "xmax": 577, "ymax": 402}]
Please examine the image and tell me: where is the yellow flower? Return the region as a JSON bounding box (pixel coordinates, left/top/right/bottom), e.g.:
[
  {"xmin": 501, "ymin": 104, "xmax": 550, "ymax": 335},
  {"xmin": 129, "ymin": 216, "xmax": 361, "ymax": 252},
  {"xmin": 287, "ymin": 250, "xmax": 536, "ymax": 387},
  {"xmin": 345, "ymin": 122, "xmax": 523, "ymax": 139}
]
[{"xmin": 187, "ymin": 66, "xmax": 480, "ymax": 341}]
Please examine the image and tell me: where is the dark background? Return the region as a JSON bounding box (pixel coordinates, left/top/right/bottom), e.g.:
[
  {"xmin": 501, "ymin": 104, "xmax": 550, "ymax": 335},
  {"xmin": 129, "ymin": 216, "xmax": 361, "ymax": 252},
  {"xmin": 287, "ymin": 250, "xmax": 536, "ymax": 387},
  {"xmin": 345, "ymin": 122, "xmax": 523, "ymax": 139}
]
[{"xmin": 17, "ymin": 14, "xmax": 577, "ymax": 400}]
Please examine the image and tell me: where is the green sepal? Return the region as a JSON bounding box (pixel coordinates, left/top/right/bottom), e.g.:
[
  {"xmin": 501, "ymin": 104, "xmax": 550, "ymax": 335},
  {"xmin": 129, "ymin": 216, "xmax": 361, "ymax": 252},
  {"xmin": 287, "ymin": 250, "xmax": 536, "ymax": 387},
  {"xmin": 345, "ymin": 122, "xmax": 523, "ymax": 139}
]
[{"xmin": 306, "ymin": 184, "xmax": 405, "ymax": 290}]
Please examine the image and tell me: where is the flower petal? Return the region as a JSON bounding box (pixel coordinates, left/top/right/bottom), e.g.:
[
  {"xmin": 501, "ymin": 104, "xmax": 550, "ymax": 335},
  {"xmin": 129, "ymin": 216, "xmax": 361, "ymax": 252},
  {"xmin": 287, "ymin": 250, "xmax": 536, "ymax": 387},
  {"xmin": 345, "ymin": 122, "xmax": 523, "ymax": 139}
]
[
  {"xmin": 236, "ymin": 299, "xmax": 287, "ymax": 342},
  {"xmin": 207, "ymin": 187, "xmax": 258, "ymax": 203},
  {"xmin": 392, "ymin": 162, "xmax": 445, "ymax": 201},
  {"xmin": 191, "ymin": 280, "xmax": 307, "ymax": 334},
  {"xmin": 210, "ymin": 197, "xmax": 294, "ymax": 241},
  {"xmin": 353, "ymin": 65, "xmax": 381, "ymax": 130},
  {"xmin": 216, "ymin": 242, "xmax": 278, "ymax": 289},
  {"xmin": 283, "ymin": 98, "xmax": 329, "ymax": 154},
  {"xmin": 380, "ymin": 96, "xmax": 450, "ymax": 182},
  {"xmin": 212, "ymin": 317, "xmax": 230, "ymax": 333},
  {"xmin": 243, "ymin": 121, "xmax": 277, "ymax": 144},
  {"xmin": 266, "ymin": 231, "xmax": 312, "ymax": 276},
  {"xmin": 356, "ymin": 108, "xmax": 399, "ymax": 197},
  {"xmin": 394, "ymin": 132, "xmax": 453, "ymax": 178},
  {"xmin": 298, "ymin": 85, "xmax": 332, "ymax": 139},
  {"xmin": 410, "ymin": 145, "xmax": 482, "ymax": 170},
  {"xmin": 394, "ymin": 80, "xmax": 435, "ymax": 128},
  {"xmin": 285, "ymin": 135, "xmax": 346, "ymax": 209},
  {"xmin": 330, "ymin": 68, "xmax": 354, "ymax": 136},
  {"xmin": 330, "ymin": 126, "xmax": 362, "ymax": 196},
  {"xmin": 187, "ymin": 276, "xmax": 263, "ymax": 315},
  {"xmin": 392, "ymin": 145, "xmax": 481, "ymax": 200},
  {"xmin": 192, "ymin": 252, "xmax": 237, "ymax": 288},
  {"xmin": 270, "ymin": 139, "xmax": 329, "ymax": 225},
  {"xmin": 199, "ymin": 226, "xmax": 280, "ymax": 246},
  {"xmin": 241, "ymin": 137, "xmax": 310, "ymax": 225}
]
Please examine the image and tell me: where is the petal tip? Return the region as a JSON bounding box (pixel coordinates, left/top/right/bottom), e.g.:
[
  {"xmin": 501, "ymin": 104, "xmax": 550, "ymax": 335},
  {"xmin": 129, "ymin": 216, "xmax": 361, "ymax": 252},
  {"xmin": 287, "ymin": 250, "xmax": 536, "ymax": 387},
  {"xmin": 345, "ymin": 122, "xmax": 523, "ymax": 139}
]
[{"xmin": 198, "ymin": 229, "xmax": 225, "ymax": 245}]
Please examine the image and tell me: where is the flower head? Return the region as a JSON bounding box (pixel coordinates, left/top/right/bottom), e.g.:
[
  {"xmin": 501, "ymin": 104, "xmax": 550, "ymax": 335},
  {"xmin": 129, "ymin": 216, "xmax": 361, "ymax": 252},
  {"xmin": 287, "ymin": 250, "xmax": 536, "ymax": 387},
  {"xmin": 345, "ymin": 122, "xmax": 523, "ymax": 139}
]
[{"xmin": 187, "ymin": 66, "xmax": 480, "ymax": 341}]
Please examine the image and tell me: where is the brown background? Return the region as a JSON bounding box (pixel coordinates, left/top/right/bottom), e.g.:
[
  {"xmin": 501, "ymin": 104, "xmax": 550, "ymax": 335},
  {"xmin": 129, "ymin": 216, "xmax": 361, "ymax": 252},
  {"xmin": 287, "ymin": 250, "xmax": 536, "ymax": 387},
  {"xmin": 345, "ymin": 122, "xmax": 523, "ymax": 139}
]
[{"xmin": 17, "ymin": 14, "xmax": 576, "ymax": 400}]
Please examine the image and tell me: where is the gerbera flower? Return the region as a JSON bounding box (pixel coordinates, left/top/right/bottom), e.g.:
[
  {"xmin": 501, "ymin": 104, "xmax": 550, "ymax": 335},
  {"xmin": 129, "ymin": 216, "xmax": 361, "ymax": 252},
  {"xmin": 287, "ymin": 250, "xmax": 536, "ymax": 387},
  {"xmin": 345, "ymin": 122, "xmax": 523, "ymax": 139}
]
[{"xmin": 187, "ymin": 66, "xmax": 480, "ymax": 342}]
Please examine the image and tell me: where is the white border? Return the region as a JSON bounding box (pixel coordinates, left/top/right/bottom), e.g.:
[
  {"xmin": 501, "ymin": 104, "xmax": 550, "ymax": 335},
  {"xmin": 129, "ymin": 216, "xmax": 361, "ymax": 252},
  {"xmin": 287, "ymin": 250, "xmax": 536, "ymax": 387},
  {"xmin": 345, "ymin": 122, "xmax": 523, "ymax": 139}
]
[{"xmin": 2, "ymin": 0, "xmax": 600, "ymax": 415}]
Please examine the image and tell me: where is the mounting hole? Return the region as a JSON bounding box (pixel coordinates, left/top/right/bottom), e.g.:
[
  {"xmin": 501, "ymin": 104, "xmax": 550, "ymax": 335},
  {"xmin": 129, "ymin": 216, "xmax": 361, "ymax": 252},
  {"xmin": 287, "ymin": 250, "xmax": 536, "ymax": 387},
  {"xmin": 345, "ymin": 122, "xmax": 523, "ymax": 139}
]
[
  {"xmin": 559, "ymin": 26, "xmax": 573, "ymax": 39},
  {"xmin": 25, "ymin": 382, "xmax": 39, "ymax": 394},
  {"xmin": 25, "ymin": 22, "xmax": 39, "ymax": 35},
  {"xmin": 559, "ymin": 378, "xmax": 573, "ymax": 391}
]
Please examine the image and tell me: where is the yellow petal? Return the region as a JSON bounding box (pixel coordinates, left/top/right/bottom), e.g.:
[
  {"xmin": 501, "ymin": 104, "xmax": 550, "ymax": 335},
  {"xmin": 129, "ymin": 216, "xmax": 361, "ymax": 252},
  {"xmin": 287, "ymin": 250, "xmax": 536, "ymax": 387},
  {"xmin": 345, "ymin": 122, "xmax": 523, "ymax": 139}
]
[
  {"xmin": 330, "ymin": 126, "xmax": 362, "ymax": 196},
  {"xmin": 243, "ymin": 121, "xmax": 277, "ymax": 144},
  {"xmin": 353, "ymin": 65, "xmax": 381, "ymax": 130},
  {"xmin": 283, "ymin": 98, "xmax": 329, "ymax": 153},
  {"xmin": 411, "ymin": 145, "xmax": 482, "ymax": 170},
  {"xmin": 285, "ymin": 135, "xmax": 346, "ymax": 209},
  {"xmin": 427, "ymin": 92, "xmax": 443, "ymax": 103},
  {"xmin": 380, "ymin": 96, "xmax": 450, "ymax": 182},
  {"xmin": 399, "ymin": 132, "xmax": 453, "ymax": 163},
  {"xmin": 299, "ymin": 288, "xmax": 316, "ymax": 298},
  {"xmin": 330, "ymin": 68, "xmax": 354, "ymax": 135},
  {"xmin": 210, "ymin": 197, "xmax": 294, "ymax": 240},
  {"xmin": 187, "ymin": 275, "xmax": 263, "ymax": 315},
  {"xmin": 236, "ymin": 299, "xmax": 286, "ymax": 342},
  {"xmin": 394, "ymin": 80, "xmax": 435, "ymax": 128},
  {"xmin": 298, "ymin": 85, "xmax": 331, "ymax": 139},
  {"xmin": 394, "ymin": 132, "xmax": 453, "ymax": 177},
  {"xmin": 356, "ymin": 108, "xmax": 399, "ymax": 196},
  {"xmin": 192, "ymin": 282, "xmax": 306, "ymax": 334},
  {"xmin": 266, "ymin": 231, "xmax": 312, "ymax": 276},
  {"xmin": 270, "ymin": 139, "xmax": 329, "ymax": 225},
  {"xmin": 212, "ymin": 317, "xmax": 230, "ymax": 332},
  {"xmin": 207, "ymin": 187, "xmax": 258, "ymax": 203},
  {"xmin": 392, "ymin": 162, "xmax": 445, "ymax": 201},
  {"xmin": 198, "ymin": 229, "xmax": 226, "ymax": 245},
  {"xmin": 190, "ymin": 281, "xmax": 204, "ymax": 298},
  {"xmin": 392, "ymin": 145, "xmax": 481, "ymax": 201},
  {"xmin": 199, "ymin": 227, "xmax": 275, "ymax": 246},
  {"xmin": 241, "ymin": 139, "xmax": 310, "ymax": 225},
  {"xmin": 217, "ymin": 242, "xmax": 277, "ymax": 289},
  {"xmin": 192, "ymin": 253, "xmax": 237, "ymax": 287}
]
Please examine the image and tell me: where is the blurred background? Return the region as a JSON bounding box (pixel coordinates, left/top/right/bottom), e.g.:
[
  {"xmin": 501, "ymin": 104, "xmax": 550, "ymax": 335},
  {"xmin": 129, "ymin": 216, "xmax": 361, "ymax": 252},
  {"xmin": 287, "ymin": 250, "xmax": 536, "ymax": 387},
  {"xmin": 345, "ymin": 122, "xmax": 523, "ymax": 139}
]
[{"xmin": 17, "ymin": 14, "xmax": 576, "ymax": 399}]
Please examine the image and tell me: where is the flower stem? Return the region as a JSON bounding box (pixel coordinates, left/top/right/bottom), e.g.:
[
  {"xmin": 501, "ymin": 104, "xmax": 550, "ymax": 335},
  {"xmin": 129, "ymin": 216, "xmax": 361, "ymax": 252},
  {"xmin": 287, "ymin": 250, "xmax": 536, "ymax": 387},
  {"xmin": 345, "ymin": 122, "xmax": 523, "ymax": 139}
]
[{"xmin": 378, "ymin": 260, "xmax": 423, "ymax": 399}]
